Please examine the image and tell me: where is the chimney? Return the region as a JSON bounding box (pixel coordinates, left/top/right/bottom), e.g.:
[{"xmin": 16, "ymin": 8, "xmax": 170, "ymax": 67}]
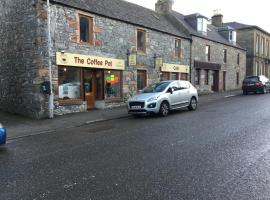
[
  {"xmin": 212, "ymin": 14, "xmax": 223, "ymax": 27},
  {"xmin": 155, "ymin": 0, "xmax": 173, "ymax": 14}
]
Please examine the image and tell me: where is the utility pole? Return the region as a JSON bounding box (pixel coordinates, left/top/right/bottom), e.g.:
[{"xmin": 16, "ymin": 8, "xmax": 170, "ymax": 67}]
[{"xmin": 47, "ymin": 0, "xmax": 54, "ymax": 118}]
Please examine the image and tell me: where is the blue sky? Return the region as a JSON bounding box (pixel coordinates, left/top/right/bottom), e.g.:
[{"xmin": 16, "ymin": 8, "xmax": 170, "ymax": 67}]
[{"xmin": 125, "ymin": 0, "xmax": 270, "ymax": 33}]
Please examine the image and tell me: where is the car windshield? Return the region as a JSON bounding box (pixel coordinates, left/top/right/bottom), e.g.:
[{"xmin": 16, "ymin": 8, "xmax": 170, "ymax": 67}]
[
  {"xmin": 243, "ymin": 76, "xmax": 259, "ymax": 82},
  {"xmin": 142, "ymin": 82, "xmax": 170, "ymax": 93}
]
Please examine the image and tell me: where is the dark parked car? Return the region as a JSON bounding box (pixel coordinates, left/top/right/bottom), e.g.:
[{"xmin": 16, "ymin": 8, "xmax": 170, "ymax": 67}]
[
  {"xmin": 242, "ymin": 75, "xmax": 270, "ymax": 95},
  {"xmin": 0, "ymin": 123, "xmax": 6, "ymax": 145}
]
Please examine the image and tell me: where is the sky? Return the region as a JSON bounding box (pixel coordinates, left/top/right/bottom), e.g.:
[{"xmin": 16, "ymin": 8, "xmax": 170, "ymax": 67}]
[{"xmin": 125, "ymin": 0, "xmax": 270, "ymax": 33}]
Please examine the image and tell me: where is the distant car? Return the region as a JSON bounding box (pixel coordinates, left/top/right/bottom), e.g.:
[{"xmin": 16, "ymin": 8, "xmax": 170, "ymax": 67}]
[
  {"xmin": 0, "ymin": 123, "xmax": 6, "ymax": 145},
  {"xmin": 127, "ymin": 80, "xmax": 198, "ymax": 117},
  {"xmin": 242, "ymin": 75, "xmax": 270, "ymax": 95}
]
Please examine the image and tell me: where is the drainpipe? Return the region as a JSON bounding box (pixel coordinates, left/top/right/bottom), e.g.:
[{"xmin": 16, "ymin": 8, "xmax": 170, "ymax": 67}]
[
  {"xmin": 189, "ymin": 39, "xmax": 193, "ymax": 83},
  {"xmin": 47, "ymin": 0, "xmax": 54, "ymax": 118}
]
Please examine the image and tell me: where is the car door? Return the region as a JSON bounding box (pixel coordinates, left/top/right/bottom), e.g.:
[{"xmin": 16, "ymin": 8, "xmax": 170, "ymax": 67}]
[
  {"xmin": 178, "ymin": 81, "xmax": 190, "ymax": 105},
  {"xmin": 168, "ymin": 81, "xmax": 181, "ymax": 107}
]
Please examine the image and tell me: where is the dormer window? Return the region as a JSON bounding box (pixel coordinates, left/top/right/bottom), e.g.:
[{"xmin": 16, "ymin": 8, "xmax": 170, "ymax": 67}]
[
  {"xmin": 229, "ymin": 30, "xmax": 236, "ymax": 44},
  {"xmin": 197, "ymin": 17, "xmax": 207, "ymax": 33}
]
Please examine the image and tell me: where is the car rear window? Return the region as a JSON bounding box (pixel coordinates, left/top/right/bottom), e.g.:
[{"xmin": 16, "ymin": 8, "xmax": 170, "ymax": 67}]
[{"xmin": 243, "ymin": 76, "xmax": 259, "ymax": 82}]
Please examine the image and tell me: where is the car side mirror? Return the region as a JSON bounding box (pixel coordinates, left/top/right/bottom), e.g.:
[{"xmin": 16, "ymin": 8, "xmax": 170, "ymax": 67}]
[{"xmin": 167, "ymin": 87, "xmax": 173, "ymax": 94}]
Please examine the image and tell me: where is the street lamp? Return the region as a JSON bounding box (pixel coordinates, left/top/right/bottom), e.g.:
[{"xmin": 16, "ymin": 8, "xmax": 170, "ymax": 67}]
[{"xmin": 47, "ymin": 0, "xmax": 54, "ymax": 118}]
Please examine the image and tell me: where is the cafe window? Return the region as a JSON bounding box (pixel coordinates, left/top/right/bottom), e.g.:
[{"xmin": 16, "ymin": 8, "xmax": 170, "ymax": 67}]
[
  {"xmin": 180, "ymin": 73, "xmax": 188, "ymax": 81},
  {"xmin": 175, "ymin": 39, "xmax": 182, "ymax": 59},
  {"xmin": 137, "ymin": 70, "xmax": 147, "ymax": 90},
  {"xmin": 104, "ymin": 70, "xmax": 121, "ymax": 99},
  {"xmin": 79, "ymin": 15, "xmax": 93, "ymax": 44},
  {"xmin": 58, "ymin": 67, "xmax": 81, "ymax": 99},
  {"xmin": 161, "ymin": 72, "xmax": 170, "ymax": 81},
  {"xmin": 171, "ymin": 72, "xmax": 179, "ymax": 80},
  {"xmin": 137, "ymin": 29, "xmax": 146, "ymax": 52}
]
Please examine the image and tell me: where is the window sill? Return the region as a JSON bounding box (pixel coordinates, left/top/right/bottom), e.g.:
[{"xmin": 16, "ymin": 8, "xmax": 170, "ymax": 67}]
[{"xmin": 58, "ymin": 99, "xmax": 84, "ymax": 106}]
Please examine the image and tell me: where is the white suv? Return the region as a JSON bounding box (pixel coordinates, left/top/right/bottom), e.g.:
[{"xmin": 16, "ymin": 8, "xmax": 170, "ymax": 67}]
[{"xmin": 127, "ymin": 80, "xmax": 198, "ymax": 117}]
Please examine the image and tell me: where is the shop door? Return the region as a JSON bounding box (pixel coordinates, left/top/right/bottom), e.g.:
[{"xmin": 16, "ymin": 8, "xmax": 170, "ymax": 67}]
[
  {"xmin": 212, "ymin": 70, "xmax": 219, "ymax": 92},
  {"xmin": 223, "ymin": 71, "xmax": 226, "ymax": 91},
  {"xmin": 84, "ymin": 70, "xmax": 96, "ymax": 109}
]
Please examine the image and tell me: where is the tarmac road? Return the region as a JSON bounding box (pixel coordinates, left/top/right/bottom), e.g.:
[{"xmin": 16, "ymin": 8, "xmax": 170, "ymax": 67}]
[{"xmin": 1, "ymin": 93, "xmax": 270, "ymax": 200}]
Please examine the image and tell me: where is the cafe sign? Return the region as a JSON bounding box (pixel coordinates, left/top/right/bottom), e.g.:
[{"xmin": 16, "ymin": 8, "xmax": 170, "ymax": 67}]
[
  {"xmin": 161, "ymin": 63, "xmax": 190, "ymax": 73},
  {"xmin": 56, "ymin": 52, "xmax": 125, "ymax": 70}
]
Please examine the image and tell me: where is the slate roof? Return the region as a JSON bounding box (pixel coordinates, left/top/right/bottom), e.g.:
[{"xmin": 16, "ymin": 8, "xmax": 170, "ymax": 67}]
[
  {"xmin": 224, "ymin": 22, "xmax": 270, "ymax": 36},
  {"xmin": 49, "ymin": 0, "xmax": 190, "ymax": 39},
  {"xmin": 172, "ymin": 12, "xmax": 245, "ymax": 50}
]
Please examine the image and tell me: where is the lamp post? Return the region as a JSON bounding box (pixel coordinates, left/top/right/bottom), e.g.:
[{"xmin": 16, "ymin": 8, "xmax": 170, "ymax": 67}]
[{"xmin": 47, "ymin": 0, "xmax": 54, "ymax": 118}]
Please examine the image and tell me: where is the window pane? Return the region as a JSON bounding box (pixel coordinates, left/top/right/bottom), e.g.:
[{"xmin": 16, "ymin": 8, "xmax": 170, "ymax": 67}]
[
  {"xmin": 161, "ymin": 72, "xmax": 170, "ymax": 81},
  {"xmin": 80, "ymin": 16, "xmax": 90, "ymax": 42},
  {"xmin": 137, "ymin": 30, "xmax": 145, "ymax": 52},
  {"xmin": 175, "ymin": 39, "xmax": 181, "ymax": 58},
  {"xmin": 58, "ymin": 67, "xmax": 81, "ymax": 99},
  {"xmin": 171, "ymin": 73, "xmax": 178, "ymax": 80},
  {"xmin": 104, "ymin": 70, "xmax": 121, "ymax": 99}
]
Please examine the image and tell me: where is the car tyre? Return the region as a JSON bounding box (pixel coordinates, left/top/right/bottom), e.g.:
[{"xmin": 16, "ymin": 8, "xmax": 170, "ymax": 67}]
[
  {"xmin": 159, "ymin": 101, "xmax": 169, "ymax": 117},
  {"xmin": 188, "ymin": 97, "xmax": 197, "ymax": 111}
]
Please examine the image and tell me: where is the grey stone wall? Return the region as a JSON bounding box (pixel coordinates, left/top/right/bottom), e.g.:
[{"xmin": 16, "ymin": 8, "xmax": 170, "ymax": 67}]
[
  {"xmin": 0, "ymin": 0, "xmax": 49, "ymax": 119},
  {"xmin": 191, "ymin": 37, "xmax": 246, "ymax": 92},
  {"xmin": 45, "ymin": 3, "xmax": 191, "ymax": 100},
  {"xmin": 1, "ymin": 1, "xmax": 190, "ymax": 118}
]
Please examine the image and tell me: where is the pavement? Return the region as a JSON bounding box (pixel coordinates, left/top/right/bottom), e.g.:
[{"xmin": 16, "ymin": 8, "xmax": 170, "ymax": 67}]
[{"xmin": 0, "ymin": 90, "xmax": 242, "ymax": 140}]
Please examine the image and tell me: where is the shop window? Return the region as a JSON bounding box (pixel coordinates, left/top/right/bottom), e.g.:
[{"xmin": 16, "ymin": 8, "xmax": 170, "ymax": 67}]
[
  {"xmin": 137, "ymin": 29, "xmax": 146, "ymax": 52},
  {"xmin": 180, "ymin": 73, "xmax": 188, "ymax": 81},
  {"xmin": 79, "ymin": 15, "xmax": 93, "ymax": 44},
  {"xmin": 171, "ymin": 72, "xmax": 179, "ymax": 80},
  {"xmin": 175, "ymin": 39, "xmax": 182, "ymax": 58},
  {"xmin": 137, "ymin": 70, "xmax": 147, "ymax": 90},
  {"xmin": 58, "ymin": 67, "xmax": 81, "ymax": 100},
  {"xmin": 161, "ymin": 72, "xmax": 170, "ymax": 81},
  {"xmin": 104, "ymin": 70, "xmax": 121, "ymax": 99}
]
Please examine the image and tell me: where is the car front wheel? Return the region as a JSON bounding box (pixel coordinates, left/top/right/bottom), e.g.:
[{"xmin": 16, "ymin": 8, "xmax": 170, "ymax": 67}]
[
  {"xmin": 159, "ymin": 102, "xmax": 169, "ymax": 117},
  {"xmin": 188, "ymin": 97, "xmax": 197, "ymax": 111}
]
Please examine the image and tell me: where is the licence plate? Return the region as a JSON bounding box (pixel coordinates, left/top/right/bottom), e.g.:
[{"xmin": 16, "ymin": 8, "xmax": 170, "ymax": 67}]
[
  {"xmin": 131, "ymin": 106, "xmax": 141, "ymax": 109},
  {"xmin": 247, "ymin": 83, "xmax": 254, "ymax": 86}
]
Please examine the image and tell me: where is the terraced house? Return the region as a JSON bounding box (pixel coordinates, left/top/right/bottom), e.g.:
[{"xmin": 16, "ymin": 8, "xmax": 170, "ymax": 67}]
[
  {"xmin": 0, "ymin": 0, "xmax": 191, "ymax": 118},
  {"xmin": 171, "ymin": 12, "xmax": 246, "ymax": 93},
  {"xmin": 0, "ymin": 0, "xmax": 246, "ymax": 119},
  {"xmin": 225, "ymin": 22, "xmax": 270, "ymax": 78}
]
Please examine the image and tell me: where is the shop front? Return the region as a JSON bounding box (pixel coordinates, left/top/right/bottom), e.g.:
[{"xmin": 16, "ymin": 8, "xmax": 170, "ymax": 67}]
[
  {"xmin": 56, "ymin": 52, "xmax": 125, "ymax": 112},
  {"xmin": 160, "ymin": 63, "xmax": 190, "ymax": 81}
]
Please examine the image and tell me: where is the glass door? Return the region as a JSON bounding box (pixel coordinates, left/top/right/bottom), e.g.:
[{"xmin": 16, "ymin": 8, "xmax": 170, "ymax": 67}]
[{"xmin": 83, "ymin": 70, "xmax": 96, "ymax": 109}]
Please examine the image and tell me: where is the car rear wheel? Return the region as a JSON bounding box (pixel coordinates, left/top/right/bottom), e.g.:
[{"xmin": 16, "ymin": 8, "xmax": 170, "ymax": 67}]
[
  {"xmin": 188, "ymin": 97, "xmax": 197, "ymax": 111},
  {"xmin": 159, "ymin": 102, "xmax": 169, "ymax": 117}
]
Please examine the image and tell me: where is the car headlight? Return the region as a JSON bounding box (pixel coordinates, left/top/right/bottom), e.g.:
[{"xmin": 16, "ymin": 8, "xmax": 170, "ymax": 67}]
[
  {"xmin": 0, "ymin": 123, "xmax": 3, "ymax": 128},
  {"xmin": 147, "ymin": 96, "xmax": 158, "ymax": 102}
]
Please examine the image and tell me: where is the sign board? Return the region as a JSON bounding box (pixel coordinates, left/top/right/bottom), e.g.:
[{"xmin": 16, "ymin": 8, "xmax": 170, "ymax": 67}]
[
  {"xmin": 56, "ymin": 52, "xmax": 125, "ymax": 70},
  {"xmin": 161, "ymin": 63, "xmax": 190, "ymax": 73},
  {"xmin": 155, "ymin": 57, "xmax": 163, "ymax": 69},
  {"xmin": 128, "ymin": 54, "xmax": 137, "ymax": 66}
]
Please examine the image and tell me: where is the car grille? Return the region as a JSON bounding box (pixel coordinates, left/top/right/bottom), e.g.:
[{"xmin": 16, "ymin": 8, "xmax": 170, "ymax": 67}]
[{"xmin": 129, "ymin": 101, "xmax": 145, "ymax": 108}]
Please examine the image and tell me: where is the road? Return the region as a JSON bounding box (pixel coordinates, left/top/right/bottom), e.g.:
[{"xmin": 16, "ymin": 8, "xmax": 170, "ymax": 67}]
[{"xmin": 1, "ymin": 94, "xmax": 270, "ymax": 200}]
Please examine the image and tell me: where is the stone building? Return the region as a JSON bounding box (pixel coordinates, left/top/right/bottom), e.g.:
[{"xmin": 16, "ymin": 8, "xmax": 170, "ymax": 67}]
[
  {"xmin": 225, "ymin": 22, "xmax": 270, "ymax": 78},
  {"xmin": 170, "ymin": 12, "xmax": 247, "ymax": 93},
  {"xmin": 0, "ymin": 0, "xmax": 191, "ymax": 118}
]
